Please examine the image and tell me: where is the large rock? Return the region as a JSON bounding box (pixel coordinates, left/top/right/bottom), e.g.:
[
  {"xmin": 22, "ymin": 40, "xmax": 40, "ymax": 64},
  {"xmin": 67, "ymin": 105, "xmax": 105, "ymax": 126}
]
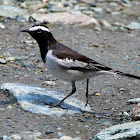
[
  {"xmin": 3, "ymin": 131, "xmax": 42, "ymax": 140},
  {"xmin": 0, "ymin": 83, "xmax": 92, "ymax": 117},
  {"xmin": 0, "ymin": 5, "xmax": 28, "ymax": 18},
  {"xmin": 30, "ymin": 12, "xmax": 99, "ymax": 26},
  {"xmin": 94, "ymin": 121, "xmax": 140, "ymax": 140},
  {"xmin": 132, "ymin": 103, "xmax": 140, "ymax": 121}
]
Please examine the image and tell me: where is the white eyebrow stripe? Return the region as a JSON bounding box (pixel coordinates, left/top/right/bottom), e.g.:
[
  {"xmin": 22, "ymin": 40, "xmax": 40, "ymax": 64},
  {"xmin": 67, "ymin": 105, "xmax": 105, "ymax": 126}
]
[{"xmin": 29, "ymin": 26, "xmax": 50, "ymax": 32}]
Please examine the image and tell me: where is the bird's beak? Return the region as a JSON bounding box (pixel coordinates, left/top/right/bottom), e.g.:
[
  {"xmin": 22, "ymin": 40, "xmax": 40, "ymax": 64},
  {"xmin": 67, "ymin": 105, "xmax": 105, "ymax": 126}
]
[{"xmin": 20, "ymin": 29, "xmax": 29, "ymax": 32}]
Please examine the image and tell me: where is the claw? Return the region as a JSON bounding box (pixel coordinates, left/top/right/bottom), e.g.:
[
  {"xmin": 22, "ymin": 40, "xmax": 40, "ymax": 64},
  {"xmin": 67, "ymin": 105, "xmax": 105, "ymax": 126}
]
[{"xmin": 44, "ymin": 102, "xmax": 68, "ymax": 110}]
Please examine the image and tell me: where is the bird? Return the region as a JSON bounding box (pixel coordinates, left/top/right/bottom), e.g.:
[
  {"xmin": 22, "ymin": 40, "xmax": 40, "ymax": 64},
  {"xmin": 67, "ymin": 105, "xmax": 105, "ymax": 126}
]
[{"xmin": 21, "ymin": 24, "xmax": 140, "ymax": 108}]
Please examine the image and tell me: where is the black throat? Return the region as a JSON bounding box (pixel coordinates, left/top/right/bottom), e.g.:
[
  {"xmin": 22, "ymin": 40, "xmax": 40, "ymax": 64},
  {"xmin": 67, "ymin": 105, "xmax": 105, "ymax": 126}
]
[{"xmin": 38, "ymin": 37, "xmax": 56, "ymax": 63}]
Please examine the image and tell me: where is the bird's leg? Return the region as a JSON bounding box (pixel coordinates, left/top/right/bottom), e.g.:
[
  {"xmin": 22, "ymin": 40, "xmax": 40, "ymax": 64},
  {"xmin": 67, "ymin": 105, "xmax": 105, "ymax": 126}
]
[
  {"xmin": 85, "ymin": 79, "xmax": 89, "ymax": 106},
  {"xmin": 48, "ymin": 81, "xmax": 76, "ymax": 109}
]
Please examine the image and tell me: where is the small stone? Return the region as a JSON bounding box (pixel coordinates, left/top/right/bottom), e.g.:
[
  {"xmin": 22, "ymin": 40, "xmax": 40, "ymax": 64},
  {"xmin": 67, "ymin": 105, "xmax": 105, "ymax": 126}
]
[
  {"xmin": 5, "ymin": 57, "xmax": 15, "ymax": 62},
  {"xmin": 94, "ymin": 43, "xmax": 99, "ymax": 47},
  {"xmin": 95, "ymin": 93, "xmax": 101, "ymax": 96},
  {"xmin": 110, "ymin": 2, "xmax": 118, "ymax": 7},
  {"xmin": 89, "ymin": 2, "xmax": 96, "ymax": 7},
  {"xmin": 126, "ymin": 22, "xmax": 140, "ymax": 30},
  {"xmin": 0, "ymin": 58, "xmax": 7, "ymax": 64},
  {"xmin": 0, "ymin": 23, "xmax": 6, "ymax": 29},
  {"xmin": 43, "ymin": 81, "xmax": 56, "ymax": 86},
  {"xmin": 123, "ymin": 112, "xmax": 130, "ymax": 116},
  {"xmin": 46, "ymin": 130, "xmax": 54, "ymax": 134},
  {"xmin": 128, "ymin": 98, "xmax": 140, "ymax": 104},
  {"xmin": 92, "ymin": 7, "xmax": 103, "ymax": 13},
  {"xmin": 119, "ymin": 88, "xmax": 125, "ymax": 92},
  {"xmin": 57, "ymin": 132, "xmax": 64, "ymax": 137},
  {"xmin": 99, "ymin": 19, "xmax": 112, "ymax": 30},
  {"xmin": 2, "ymin": 52, "xmax": 12, "ymax": 57},
  {"xmin": 7, "ymin": 105, "xmax": 13, "ymax": 109},
  {"xmin": 60, "ymin": 136, "xmax": 75, "ymax": 140}
]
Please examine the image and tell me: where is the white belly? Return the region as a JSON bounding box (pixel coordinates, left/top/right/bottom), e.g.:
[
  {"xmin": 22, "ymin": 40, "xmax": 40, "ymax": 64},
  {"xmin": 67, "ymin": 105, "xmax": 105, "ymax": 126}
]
[
  {"xmin": 45, "ymin": 50, "xmax": 94, "ymax": 82},
  {"xmin": 45, "ymin": 50, "xmax": 115, "ymax": 82}
]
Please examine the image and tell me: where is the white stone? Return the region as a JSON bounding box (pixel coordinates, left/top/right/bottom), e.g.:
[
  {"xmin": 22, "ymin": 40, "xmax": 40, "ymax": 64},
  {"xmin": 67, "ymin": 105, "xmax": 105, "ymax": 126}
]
[
  {"xmin": 0, "ymin": 58, "xmax": 6, "ymax": 64},
  {"xmin": 126, "ymin": 22, "xmax": 140, "ymax": 30},
  {"xmin": 43, "ymin": 81, "xmax": 56, "ymax": 86},
  {"xmin": 0, "ymin": 83, "xmax": 92, "ymax": 117},
  {"xmin": 94, "ymin": 121, "xmax": 140, "ymax": 140},
  {"xmin": 128, "ymin": 98, "xmax": 140, "ymax": 104},
  {"xmin": 30, "ymin": 12, "xmax": 99, "ymax": 26},
  {"xmin": 5, "ymin": 56, "xmax": 15, "ymax": 62}
]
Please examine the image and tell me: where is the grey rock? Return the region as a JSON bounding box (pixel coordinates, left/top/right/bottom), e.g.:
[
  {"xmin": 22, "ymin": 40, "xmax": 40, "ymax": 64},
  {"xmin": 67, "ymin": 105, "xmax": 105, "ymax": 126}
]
[
  {"xmin": 0, "ymin": 58, "xmax": 7, "ymax": 64},
  {"xmin": 0, "ymin": 0, "xmax": 13, "ymax": 5},
  {"xmin": 3, "ymin": 131, "xmax": 42, "ymax": 140},
  {"xmin": 126, "ymin": 22, "xmax": 140, "ymax": 30},
  {"xmin": 94, "ymin": 121, "xmax": 140, "ymax": 140},
  {"xmin": 48, "ymin": 7, "xmax": 65, "ymax": 12},
  {"xmin": 110, "ymin": 2, "xmax": 118, "ymax": 7},
  {"xmin": 31, "ymin": 12, "xmax": 99, "ymax": 26},
  {"xmin": 0, "ymin": 5, "xmax": 28, "ymax": 18},
  {"xmin": 0, "ymin": 83, "xmax": 92, "ymax": 117},
  {"xmin": 92, "ymin": 7, "xmax": 103, "ymax": 13},
  {"xmin": 128, "ymin": 98, "xmax": 140, "ymax": 104},
  {"xmin": 132, "ymin": 103, "xmax": 140, "ymax": 120},
  {"xmin": 121, "ymin": 7, "xmax": 140, "ymax": 17},
  {"xmin": 0, "ymin": 23, "xmax": 6, "ymax": 29},
  {"xmin": 43, "ymin": 81, "xmax": 56, "ymax": 86},
  {"xmin": 99, "ymin": 19, "xmax": 112, "ymax": 30},
  {"xmin": 5, "ymin": 56, "xmax": 15, "ymax": 62}
]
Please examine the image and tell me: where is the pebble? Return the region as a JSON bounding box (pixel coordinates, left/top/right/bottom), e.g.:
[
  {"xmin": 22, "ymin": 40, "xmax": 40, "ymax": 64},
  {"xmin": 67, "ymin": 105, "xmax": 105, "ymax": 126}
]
[
  {"xmin": 43, "ymin": 81, "xmax": 56, "ymax": 86},
  {"xmin": 5, "ymin": 56, "xmax": 15, "ymax": 62},
  {"xmin": 46, "ymin": 130, "xmax": 54, "ymax": 134},
  {"xmin": 126, "ymin": 22, "xmax": 140, "ymax": 30},
  {"xmin": 7, "ymin": 105, "xmax": 13, "ymax": 109},
  {"xmin": 0, "ymin": 23, "xmax": 6, "ymax": 29},
  {"xmin": 92, "ymin": 7, "xmax": 103, "ymax": 13},
  {"xmin": 99, "ymin": 19, "xmax": 112, "ymax": 30},
  {"xmin": 128, "ymin": 98, "xmax": 140, "ymax": 104},
  {"xmin": 94, "ymin": 43, "xmax": 99, "ymax": 47},
  {"xmin": 95, "ymin": 93, "xmax": 101, "ymax": 96},
  {"xmin": 0, "ymin": 58, "xmax": 7, "ymax": 64}
]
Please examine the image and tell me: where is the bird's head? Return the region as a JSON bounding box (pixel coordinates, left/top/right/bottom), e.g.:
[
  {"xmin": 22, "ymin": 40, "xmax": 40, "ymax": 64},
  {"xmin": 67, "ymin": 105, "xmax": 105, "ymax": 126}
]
[{"xmin": 21, "ymin": 24, "xmax": 55, "ymax": 44}]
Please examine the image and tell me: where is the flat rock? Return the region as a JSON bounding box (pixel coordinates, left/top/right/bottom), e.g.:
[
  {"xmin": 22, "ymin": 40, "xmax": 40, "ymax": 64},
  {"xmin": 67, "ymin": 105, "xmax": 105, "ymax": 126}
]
[
  {"xmin": 0, "ymin": 5, "xmax": 28, "ymax": 18},
  {"xmin": 128, "ymin": 98, "xmax": 140, "ymax": 104},
  {"xmin": 126, "ymin": 22, "xmax": 140, "ymax": 30},
  {"xmin": 132, "ymin": 103, "xmax": 140, "ymax": 121},
  {"xmin": 3, "ymin": 131, "xmax": 42, "ymax": 140},
  {"xmin": 30, "ymin": 12, "xmax": 99, "ymax": 26},
  {"xmin": 0, "ymin": 83, "xmax": 92, "ymax": 117},
  {"xmin": 94, "ymin": 121, "xmax": 140, "ymax": 140},
  {"xmin": 0, "ymin": 58, "xmax": 7, "ymax": 64}
]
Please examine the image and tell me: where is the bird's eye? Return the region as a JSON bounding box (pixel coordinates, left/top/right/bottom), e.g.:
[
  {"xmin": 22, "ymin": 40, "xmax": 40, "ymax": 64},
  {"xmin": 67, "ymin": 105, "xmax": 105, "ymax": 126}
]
[{"xmin": 37, "ymin": 29, "xmax": 42, "ymax": 33}]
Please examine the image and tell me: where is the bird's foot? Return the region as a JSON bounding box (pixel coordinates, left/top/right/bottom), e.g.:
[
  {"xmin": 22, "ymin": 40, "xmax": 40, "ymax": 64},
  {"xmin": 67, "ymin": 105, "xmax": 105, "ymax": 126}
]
[
  {"xmin": 44, "ymin": 102, "xmax": 67, "ymax": 110},
  {"xmin": 85, "ymin": 98, "xmax": 89, "ymax": 106}
]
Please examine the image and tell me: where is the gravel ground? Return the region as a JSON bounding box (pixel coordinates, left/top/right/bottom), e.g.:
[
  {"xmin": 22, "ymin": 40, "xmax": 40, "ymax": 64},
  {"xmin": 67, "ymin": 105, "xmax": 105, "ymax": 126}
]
[{"xmin": 0, "ymin": 19, "xmax": 140, "ymax": 139}]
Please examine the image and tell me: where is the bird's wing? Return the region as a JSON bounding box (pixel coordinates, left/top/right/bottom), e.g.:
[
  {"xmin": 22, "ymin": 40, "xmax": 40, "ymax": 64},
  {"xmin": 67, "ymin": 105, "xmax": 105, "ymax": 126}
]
[{"xmin": 52, "ymin": 50, "xmax": 112, "ymax": 71}]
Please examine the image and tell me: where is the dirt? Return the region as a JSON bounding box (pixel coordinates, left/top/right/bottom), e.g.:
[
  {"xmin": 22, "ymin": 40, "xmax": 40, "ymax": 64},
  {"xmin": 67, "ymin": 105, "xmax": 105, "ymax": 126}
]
[{"xmin": 0, "ymin": 19, "xmax": 140, "ymax": 139}]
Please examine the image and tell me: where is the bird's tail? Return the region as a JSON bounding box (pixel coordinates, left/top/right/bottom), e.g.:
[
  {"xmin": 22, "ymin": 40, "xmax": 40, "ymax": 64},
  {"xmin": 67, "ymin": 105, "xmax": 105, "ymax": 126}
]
[{"xmin": 113, "ymin": 70, "xmax": 140, "ymax": 80}]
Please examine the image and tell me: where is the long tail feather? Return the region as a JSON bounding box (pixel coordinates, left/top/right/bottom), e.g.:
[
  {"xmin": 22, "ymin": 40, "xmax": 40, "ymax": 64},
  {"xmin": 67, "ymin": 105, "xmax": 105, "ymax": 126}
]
[{"xmin": 114, "ymin": 70, "xmax": 140, "ymax": 80}]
